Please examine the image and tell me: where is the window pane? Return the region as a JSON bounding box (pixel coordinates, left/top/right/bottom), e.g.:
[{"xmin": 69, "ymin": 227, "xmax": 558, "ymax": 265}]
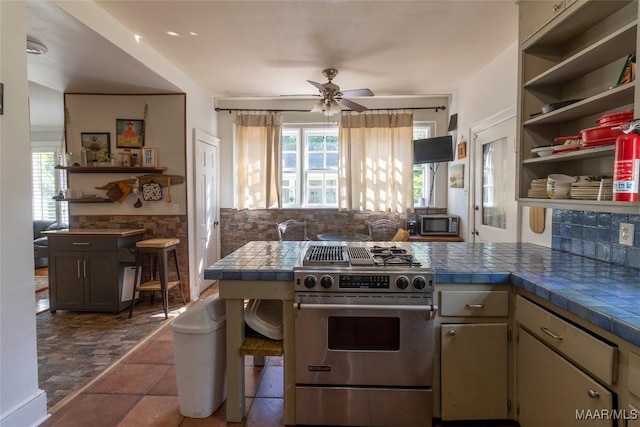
[
  {"xmin": 32, "ymin": 150, "xmax": 68, "ymax": 223},
  {"xmin": 482, "ymin": 138, "xmax": 507, "ymax": 229},
  {"xmin": 308, "ymin": 153, "xmax": 324, "ymax": 169},
  {"xmin": 283, "ymin": 153, "xmax": 297, "ymax": 169},
  {"xmin": 326, "ymin": 153, "xmax": 338, "ymax": 168}
]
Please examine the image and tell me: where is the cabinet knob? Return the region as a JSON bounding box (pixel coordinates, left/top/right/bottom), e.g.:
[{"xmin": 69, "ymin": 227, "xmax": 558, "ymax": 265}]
[
  {"xmin": 587, "ymin": 389, "xmax": 600, "ymax": 399},
  {"xmin": 552, "ymin": 3, "xmax": 561, "ymax": 12},
  {"xmin": 447, "ymin": 330, "xmax": 456, "ymax": 336}
]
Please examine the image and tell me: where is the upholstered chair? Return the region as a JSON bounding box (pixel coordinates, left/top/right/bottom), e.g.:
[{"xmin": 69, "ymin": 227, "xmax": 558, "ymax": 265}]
[
  {"xmin": 367, "ymin": 219, "xmax": 400, "ymax": 241},
  {"xmin": 277, "ymin": 219, "xmax": 309, "ymax": 241}
]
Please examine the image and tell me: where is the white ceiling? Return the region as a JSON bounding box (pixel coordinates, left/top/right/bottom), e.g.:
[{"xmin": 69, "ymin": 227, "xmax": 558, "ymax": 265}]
[{"xmin": 26, "ymin": 0, "xmax": 518, "ymax": 125}]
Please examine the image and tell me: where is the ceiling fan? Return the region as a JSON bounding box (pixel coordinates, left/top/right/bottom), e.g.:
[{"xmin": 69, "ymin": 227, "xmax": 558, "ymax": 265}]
[{"xmin": 307, "ymin": 68, "xmax": 374, "ymax": 115}]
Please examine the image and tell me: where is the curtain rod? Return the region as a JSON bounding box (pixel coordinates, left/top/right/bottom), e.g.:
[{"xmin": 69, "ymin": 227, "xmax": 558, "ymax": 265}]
[{"xmin": 214, "ymin": 106, "xmax": 447, "ymax": 113}]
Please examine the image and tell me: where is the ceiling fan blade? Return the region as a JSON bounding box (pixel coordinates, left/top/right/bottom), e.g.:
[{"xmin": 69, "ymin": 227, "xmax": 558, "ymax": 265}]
[
  {"xmin": 307, "ymin": 80, "xmax": 328, "ymax": 93},
  {"xmin": 340, "ymin": 88, "xmax": 374, "ymax": 97},
  {"xmin": 339, "ymin": 98, "xmax": 368, "ymax": 113}
]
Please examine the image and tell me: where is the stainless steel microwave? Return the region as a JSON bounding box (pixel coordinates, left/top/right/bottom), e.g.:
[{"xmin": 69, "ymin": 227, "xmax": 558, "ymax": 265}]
[{"xmin": 419, "ymin": 214, "xmax": 459, "ymax": 235}]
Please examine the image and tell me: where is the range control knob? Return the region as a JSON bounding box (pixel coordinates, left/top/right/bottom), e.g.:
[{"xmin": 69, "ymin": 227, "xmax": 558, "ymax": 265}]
[
  {"xmin": 320, "ymin": 275, "xmax": 334, "ymax": 289},
  {"xmin": 395, "ymin": 276, "xmax": 410, "ymax": 290},
  {"xmin": 303, "ymin": 275, "xmax": 317, "ymax": 289},
  {"xmin": 412, "ymin": 276, "xmax": 427, "ymax": 290}
]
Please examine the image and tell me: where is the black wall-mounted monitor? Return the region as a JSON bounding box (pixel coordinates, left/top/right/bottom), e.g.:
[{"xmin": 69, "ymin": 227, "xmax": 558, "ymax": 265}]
[{"xmin": 413, "ymin": 135, "xmax": 454, "ymax": 164}]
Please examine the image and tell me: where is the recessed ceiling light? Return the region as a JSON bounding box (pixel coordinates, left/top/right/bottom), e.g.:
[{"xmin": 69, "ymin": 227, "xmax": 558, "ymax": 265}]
[
  {"xmin": 26, "ymin": 39, "xmax": 48, "ymax": 55},
  {"xmin": 189, "ymin": 32, "xmax": 198, "ymax": 36},
  {"xmin": 166, "ymin": 31, "xmax": 180, "ymax": 37}
]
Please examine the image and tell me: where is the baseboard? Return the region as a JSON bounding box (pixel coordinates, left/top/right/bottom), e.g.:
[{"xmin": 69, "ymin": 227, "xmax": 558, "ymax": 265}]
[{"xmin": 0, "ymin": 389, "xmax": 48, "ymax": 427}]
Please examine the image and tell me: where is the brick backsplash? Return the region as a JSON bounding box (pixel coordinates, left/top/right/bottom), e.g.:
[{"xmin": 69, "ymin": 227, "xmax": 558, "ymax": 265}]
[
  {"xmin": 552, "ymin": 209, "xmax": 640, "ymax": 266},
  {"xmin": 220, "ymin": 208, "xmax": 446, "ymax": 257}
]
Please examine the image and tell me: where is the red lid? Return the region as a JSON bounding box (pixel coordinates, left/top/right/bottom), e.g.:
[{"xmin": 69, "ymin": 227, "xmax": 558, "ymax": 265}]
[{"xmin": 596, "ymin": 109, "xmax": 634, "ymax": 127}]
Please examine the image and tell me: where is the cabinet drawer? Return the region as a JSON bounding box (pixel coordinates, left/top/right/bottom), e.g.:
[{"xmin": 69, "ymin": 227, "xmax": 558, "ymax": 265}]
[
  {"xmin": 515, "ymin": 295, "xmax": 617, "ymax": 386},
  {"xmin": 49, "ymin": 236, "xmax": 116, "ymax": 252},
  {"xmin": 439, "ymin": 290, "xmax": 509, "ymax": 317}
]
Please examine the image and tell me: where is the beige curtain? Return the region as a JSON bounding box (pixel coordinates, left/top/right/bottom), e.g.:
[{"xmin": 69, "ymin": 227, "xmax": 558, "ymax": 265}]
[
  {"xmin": 338, "ymin": 112, "xmax": 414, "ymax": 213},
  {"xmin": 234, "ymin": 113, "xmax": 283, "ymax": 209}
]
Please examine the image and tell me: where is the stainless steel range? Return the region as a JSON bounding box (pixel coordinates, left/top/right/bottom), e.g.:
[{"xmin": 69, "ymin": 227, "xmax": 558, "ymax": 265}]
[{"xmin": 294, "ymin": 244, "xmax": 437, "ymax": 427}]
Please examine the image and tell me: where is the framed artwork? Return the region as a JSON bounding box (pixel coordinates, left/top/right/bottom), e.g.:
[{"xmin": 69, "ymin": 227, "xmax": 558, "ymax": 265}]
[
  {"xmin": 116, "ymin": 119, "xmax": 144, "ymax": 148},
  {"xmin": 449, "ymin": 163, "xmax": 465, "ymax": 188},
  {"xmin": 142, "ymin": 147, "xmax": 157, "ymax": 167},
  {"xmin": 457, "ymin": 139, "xmax": 467, "ymax": 159},
  {"xmin": 81, "ymin": 132, "xmax": 111, "ymax": 162}
]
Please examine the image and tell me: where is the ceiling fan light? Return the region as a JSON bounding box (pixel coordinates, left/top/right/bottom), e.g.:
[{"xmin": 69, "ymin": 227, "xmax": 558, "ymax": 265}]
[
  {"xmin": 310, "ymin": 100, "xmax": 325, "ymax": 113},
  {"xmin": 325, "ymin": 100, "xmax": 342, "ymax": 116}
]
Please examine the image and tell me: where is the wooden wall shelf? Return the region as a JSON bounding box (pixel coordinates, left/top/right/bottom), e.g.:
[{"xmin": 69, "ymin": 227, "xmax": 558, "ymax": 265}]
[{"xmin": 55, "ymin": 166, "xmax": 166, "ymax": 173}]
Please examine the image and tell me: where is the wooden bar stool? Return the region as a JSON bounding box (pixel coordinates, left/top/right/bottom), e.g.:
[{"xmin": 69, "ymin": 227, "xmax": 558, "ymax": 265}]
[{"xmin": 128, "ymin": 238, "xmax": 186, "ymax": 319}]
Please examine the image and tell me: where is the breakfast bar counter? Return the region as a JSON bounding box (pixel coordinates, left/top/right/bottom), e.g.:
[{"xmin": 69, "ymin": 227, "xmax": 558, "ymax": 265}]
[{"xmin": 205, "ymin": 240, "xmax": 640, "ymax": 423}]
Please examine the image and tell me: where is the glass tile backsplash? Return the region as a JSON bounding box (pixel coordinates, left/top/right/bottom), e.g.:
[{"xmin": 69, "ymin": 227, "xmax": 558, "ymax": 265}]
[{"xmin": 552, "ymin": 209, "xmax": 640, "ymax": 266}]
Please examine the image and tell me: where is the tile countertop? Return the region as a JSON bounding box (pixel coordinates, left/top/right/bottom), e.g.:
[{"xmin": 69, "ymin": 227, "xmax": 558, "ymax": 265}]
[{"xmin": 204, "ymin": 241, "xmax": 640, "ymax": 347}]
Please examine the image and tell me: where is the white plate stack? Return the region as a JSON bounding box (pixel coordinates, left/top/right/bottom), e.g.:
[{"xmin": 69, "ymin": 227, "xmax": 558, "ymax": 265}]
[
  {"xmin": 568, "ymin": 176, "xmax": 612, "ymax": 200},
  {"xmin": 527, "ymin": 178, "xmax": 549, "ymax": 198}
]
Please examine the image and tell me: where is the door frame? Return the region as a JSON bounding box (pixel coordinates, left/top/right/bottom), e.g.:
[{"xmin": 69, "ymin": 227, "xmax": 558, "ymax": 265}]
[{"xmin": 467, "ymin": 106, "xmax": 519, "ymax": 243}]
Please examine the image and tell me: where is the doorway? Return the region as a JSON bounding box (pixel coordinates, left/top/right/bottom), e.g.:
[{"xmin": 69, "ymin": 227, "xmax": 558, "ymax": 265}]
[{"xmin": 469, "ymin": 110, "xmax": 519, "ymax": 243}]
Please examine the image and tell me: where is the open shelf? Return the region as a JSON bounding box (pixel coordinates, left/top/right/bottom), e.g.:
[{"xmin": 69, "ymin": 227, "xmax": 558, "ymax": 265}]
[
  {"xmin": 55, "ymin": 166, "xmax": 166, "ymax": 173},
  {"xmin": 519, "ymin": 197, "xmax": 640, "ymax": 214},
  {"xmin": 524, "ymin": 145, "xmax": 615, "ymax": 164}
]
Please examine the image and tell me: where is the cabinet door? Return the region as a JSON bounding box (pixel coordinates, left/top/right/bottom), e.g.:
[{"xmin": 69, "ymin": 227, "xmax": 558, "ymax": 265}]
[
  {"xmin": 49, "ymin": 252, "xmax": 84, "ymax": 311},
  {"xmin": 441, "ymin": 323, "xmax": 508, "ymax": 420},
  {"xmin": 83, "ymin": 251, "xmax": 118, "ymax": 311},
  {"xmin": 518, "ymin": 0, "xmax": 565, "ymax": 43},
  {"xmin": 517, "ymin": 328, "xmax": 613, "ymax": 427}
]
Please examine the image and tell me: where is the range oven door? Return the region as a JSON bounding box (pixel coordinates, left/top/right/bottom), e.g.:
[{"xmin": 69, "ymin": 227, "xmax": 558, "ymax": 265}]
[{"xmin": 294, "ymin": 293, "xmax": 436, "ymax": 387}]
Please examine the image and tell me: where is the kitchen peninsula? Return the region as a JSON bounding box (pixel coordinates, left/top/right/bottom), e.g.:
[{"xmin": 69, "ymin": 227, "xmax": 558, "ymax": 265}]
[{"xmin": 205, "ymin": 241, "xmax": 640, "ymax": 425}]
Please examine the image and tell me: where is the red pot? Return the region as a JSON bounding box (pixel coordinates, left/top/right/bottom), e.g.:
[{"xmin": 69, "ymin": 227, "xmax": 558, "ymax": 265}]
[
  {"xmin": 596, "ymin": 109, "xmax": 634, "ymax": 127},
  {"xmin": 581, "ymin": 125, "xmax": 623, "ymax": 147}
]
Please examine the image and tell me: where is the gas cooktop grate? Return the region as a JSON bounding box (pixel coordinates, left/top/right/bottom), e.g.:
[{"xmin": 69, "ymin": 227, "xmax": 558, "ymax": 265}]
[
  {"xmin": 347, "ymin": 246, "xmax": 375, "ymax": 266},
  {"xmin": 303, "ymin": 245, "xmax": 349, "ymax": 266}
]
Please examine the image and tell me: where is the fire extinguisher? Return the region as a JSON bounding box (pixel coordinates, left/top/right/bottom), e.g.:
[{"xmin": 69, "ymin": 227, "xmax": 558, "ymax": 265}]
[{"xmin": 613, "ymin": 119, "xmax": 640, "ymax": 202}]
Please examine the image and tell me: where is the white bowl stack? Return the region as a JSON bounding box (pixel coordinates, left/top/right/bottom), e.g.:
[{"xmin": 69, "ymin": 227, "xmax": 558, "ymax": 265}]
[{"xmin": 547, "ymin": 174, "xmax": 576, "ymax": 199}]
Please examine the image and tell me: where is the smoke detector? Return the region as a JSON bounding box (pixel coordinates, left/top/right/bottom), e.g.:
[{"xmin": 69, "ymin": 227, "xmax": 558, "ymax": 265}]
[{"xmin": 27, "ymin": 39, "xmax": 48, "ymax": 55}]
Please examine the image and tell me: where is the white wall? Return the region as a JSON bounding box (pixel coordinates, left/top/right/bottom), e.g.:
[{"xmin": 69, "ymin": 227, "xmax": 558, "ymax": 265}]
[
  {"xmin": 448, "ymin": 41, "xmax": 549, "ymax": 244},
  {"xmin": 0, "ymin": 2, "xmax": 49, "ymax": 425},
  {"xmin": 63, "ymin": 94, "xmax": 187, "ymax": 215},
  {"xmin": 215, "ymin": 96, "xmax": 450, "ymax": 208}
]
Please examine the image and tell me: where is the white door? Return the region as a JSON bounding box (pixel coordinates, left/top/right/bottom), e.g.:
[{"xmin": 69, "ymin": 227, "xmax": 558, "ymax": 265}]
[
  {"xmin": 194, "ymin": 129, "xmax": 220, "ymax": 296},
  {"xmin": 471, "ymin": 115, "xmax": 519, "ymax": 242}
]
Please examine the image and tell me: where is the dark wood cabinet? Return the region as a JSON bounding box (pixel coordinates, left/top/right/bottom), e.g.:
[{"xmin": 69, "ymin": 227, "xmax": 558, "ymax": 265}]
[{"xmin": 47, "ymin": 230, "xmax": 145, "ymax": 313}]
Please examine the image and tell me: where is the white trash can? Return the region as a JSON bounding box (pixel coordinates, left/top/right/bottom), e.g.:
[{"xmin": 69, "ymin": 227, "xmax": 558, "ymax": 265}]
[{"xmin": 171, "ymin": 294, "xmax": 226, "ymax": 418}]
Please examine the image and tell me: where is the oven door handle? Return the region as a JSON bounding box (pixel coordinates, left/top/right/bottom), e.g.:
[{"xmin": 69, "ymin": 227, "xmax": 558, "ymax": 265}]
[{"xmin": 295, "ymin": 302, "xmax": 438, "ymax": 315}]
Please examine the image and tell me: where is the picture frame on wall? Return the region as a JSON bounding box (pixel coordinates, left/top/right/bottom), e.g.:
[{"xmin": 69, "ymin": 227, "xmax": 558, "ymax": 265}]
[
  {"xmin": 449, "ymin": 163, "xmax": 465, "ymax": 188},
  {"xmin": 81, "ymin": 132, "xmax": 111, "ymax": 162},
  {"xmin": 116, "ymin": 119, "xmax": 144, "ymax": 148},
  {"xmin": 142, "ymin": 147, "xmax": 157, "ymax": 167}
]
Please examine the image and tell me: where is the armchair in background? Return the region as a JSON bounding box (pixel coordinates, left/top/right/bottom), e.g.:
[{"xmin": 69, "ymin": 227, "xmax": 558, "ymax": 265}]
[
  {"xmin": 277, "ymin": 219, "xmax": 309, "ymax": 241},
  {"xmin": 34, "ymin": 220, "xmax": 68, "ymax": 268},
  {"xmin": 367, "ymin": 219, "xmax": 402, "ymax": 241}
]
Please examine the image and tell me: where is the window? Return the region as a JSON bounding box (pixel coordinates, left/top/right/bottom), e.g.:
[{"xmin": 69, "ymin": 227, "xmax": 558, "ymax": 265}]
[
  {"xmin": 32, "ymin": 147, "xmax": 68, "ymax": 223},
  {"xmin": 282, "ymin": 126, "xmax": 339, "ymax": 208},
  {"xmin": 412, "ymin": 124, "xmax": 435, "ymax": 205},
  {"xmin": 283, "ymin": 123, "xmax": 434, "ymax": 209}
]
